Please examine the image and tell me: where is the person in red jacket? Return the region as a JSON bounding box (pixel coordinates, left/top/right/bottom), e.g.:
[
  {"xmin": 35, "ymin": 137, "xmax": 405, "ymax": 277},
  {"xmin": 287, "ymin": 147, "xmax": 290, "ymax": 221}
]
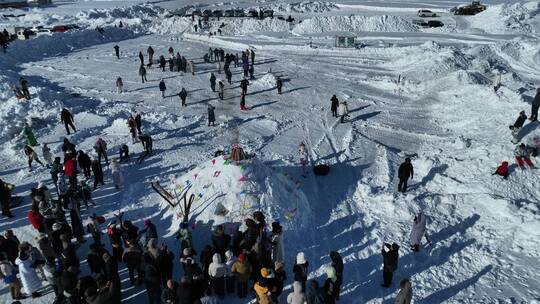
[
  {"xmin": 493, "ymin": 161, "xmax": 509, "ymax": 179},
  {"xmin": 64, "ymin": 157, "xmax": 78, "ymax": 187},
  {"xmin": 27, "ymin": 205, "xmax": 45, "ymax": 233}
]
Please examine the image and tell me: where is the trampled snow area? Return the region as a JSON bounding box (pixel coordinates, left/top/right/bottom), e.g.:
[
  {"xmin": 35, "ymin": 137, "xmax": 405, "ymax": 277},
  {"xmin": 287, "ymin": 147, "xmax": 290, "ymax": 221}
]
[{"xmin": 0, "ymin": 0, "xmax": 539, "ymax": 303}]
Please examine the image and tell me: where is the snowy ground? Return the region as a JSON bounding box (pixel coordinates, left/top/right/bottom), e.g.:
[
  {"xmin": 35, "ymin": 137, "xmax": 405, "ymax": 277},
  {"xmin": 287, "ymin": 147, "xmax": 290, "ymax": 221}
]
[{"xmin": 0, "ymin": 0, "xmax": 539, "ymax": 303}]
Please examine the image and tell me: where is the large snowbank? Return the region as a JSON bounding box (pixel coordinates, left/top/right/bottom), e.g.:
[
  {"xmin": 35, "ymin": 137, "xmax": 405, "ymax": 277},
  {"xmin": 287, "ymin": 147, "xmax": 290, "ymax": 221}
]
[
  {"xmin": 274, "ymin": 1, "xmax": 340, "ymax": 13},
  {"xmin": 293, "ymin": 15, "xmax": 418, "ymax": 34},
  {"xmin": 161, "ymin": 157, "xmax": 311, "ymax": 234},
  {"xmin": 75, "ymin": 4, "xmax": 166, "ymax": 28},
  {"xmin": 469, "ymin": 1, "xmax": 540, "ymax": 36}
]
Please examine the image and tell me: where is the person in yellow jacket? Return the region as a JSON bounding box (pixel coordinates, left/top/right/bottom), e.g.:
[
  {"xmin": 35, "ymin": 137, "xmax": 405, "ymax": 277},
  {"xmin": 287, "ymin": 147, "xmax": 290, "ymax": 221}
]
[{"xmin": 254, "ymin": 268, "xmax": 274, "ymax": 304}]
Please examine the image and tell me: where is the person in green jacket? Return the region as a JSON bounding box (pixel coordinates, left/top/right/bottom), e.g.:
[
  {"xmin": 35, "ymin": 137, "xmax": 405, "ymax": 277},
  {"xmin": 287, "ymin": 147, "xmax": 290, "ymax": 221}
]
[{"xmin": 21, "ymin": 124, "xmax": 38, "ymax": 146}]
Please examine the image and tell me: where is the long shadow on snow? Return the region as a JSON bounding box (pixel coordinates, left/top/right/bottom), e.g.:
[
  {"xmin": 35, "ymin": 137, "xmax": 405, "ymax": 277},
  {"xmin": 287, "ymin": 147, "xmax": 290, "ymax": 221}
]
[
  {"xmin": 417, "ymin": 265, "xmax": 493, "ymax": 304},
  {"xmin": 338, "ymin": 214, "xmax": 480, "ymax": 303}
]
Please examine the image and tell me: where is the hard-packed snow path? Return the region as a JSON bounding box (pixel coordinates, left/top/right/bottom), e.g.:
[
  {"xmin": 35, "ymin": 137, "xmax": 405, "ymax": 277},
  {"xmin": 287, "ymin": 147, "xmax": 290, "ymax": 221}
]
[{"xmin": 0, "ymin": 1, "xmax": 539, "ymax": 303}]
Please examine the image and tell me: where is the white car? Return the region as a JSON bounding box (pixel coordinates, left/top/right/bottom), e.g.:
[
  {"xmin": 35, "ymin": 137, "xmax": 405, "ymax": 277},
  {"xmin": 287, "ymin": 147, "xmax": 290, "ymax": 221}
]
[{"xmin": 417, "ymin": 10, "xmax": 437, "ymax": 17}]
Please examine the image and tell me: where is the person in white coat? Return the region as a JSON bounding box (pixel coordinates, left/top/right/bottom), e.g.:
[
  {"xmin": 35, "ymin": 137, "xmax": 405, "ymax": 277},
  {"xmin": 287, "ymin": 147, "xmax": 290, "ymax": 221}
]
[
  {"xmin": 409, "ymin": 212, "xmax": 429, "ymax": 252},
  {"xmin": 15, "ymin": 251, "xmax": 42, "ymax": 298},
  {"xmin": 271, "ymin": 222, "xmax": 284, "ymax": 264},
  {"xmin": 41, "ymin": 143, "xmax": 53, "ymax": 167},
  {"xmin": 208, "ymin": 253, "xmax": 226, "ymax": 298},
  {"xmin": 110, "ymin": 158, "xmax": 124, "ymax": 189},
  {"xmin": 287, "ymin": 281, "xmax": 306, "ymax": 304},
  {"xmin": 338, "ymin": 101, "xmax": 349, "ymax": 123},
  {"xmin": 224, "ymin": 250, "xmax": 236, "ymax": 294},
  {"xmin": 395, "ymin": 278, "xmax": 412, "ymax": 304}
]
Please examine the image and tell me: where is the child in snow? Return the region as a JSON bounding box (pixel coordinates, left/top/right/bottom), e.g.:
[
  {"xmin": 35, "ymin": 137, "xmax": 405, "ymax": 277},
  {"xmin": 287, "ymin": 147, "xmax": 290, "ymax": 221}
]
[
  {"xmin": 338, "ymin": 101, "xmax": 349, "ymax": 123},
  {"xmin": 409, "ymin": 212, "xmax": 429, "ymax": 252},
  {"xmin": 116, "ymin": 77, "xmax": 123, "ymax": 94},
  {"xmin": 41, "ymin": 143, "xmax": 53, "ymax": 167},
  {"xmin": 159, "ymin": 79, "xmax": 167, "ymax": 98},
  {"xmin": 510, "ymin": 111, "xmax": 527, "ymax": 143},
  {"xmin": 515, "ymin": 143, "xmax": 535, "ymax": 169},
  {"xmin": 493, "ymin": 161, "xmax": 510, "ymax": 179},
  {"xmin": 110, "ymin": 158, "xmax": 124, "ymax": 189},
  {"xmin": 24, "ymin": 145, "xmax": 44, "ymax": 170}
]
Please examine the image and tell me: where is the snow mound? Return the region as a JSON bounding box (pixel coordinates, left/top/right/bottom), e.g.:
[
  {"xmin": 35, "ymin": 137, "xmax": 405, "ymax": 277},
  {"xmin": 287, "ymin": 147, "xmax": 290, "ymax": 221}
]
[
  {"xmin": 292, "ymin": 15, "xmax": 418, "ymax": 34},
  {"xmin": 274, "ymin": 1, "xmax": 340, "ymax": 13},
  {"xmin": 251, "ymin": 73, "xmax": 277, "ymax": 90},
  {"xmin": 75, "ymin": 4, "xmax": 166, "ymax": 27},
  {"xmin": 211, "ymin": 18, "xmax": 291, "ymax": 35},
  {"xmin": 469, "ymin": 1, "xmax": 540, "ymax": 36},
  {"xmin": 161, "ymin": 157, "xmax": 311, "ymax": 232}
]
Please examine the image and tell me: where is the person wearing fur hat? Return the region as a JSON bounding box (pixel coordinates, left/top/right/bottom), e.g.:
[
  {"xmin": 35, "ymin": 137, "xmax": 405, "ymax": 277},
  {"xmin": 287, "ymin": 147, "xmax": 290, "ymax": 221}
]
[
  {"xmin": 293, "ymin": 252, "xmax": 309, "ymax": 291},
  {"xmin": 231, "ymin": 252, "xmax": 251, "ymax": 298},
  {"xmin": 270, "ymin": 221, "xmax": 284, "ymax": 264}
]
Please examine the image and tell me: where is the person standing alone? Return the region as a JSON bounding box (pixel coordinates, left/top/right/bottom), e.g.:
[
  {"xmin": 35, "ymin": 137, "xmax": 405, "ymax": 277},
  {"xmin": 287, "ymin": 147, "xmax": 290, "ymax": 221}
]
[
  {"xmin": 60, "ymin": 108, "xmax": 77, "ymax": 135},
  {"xmin": 397, "ymin": 158, "xmax": 413, "ymax": 193}
]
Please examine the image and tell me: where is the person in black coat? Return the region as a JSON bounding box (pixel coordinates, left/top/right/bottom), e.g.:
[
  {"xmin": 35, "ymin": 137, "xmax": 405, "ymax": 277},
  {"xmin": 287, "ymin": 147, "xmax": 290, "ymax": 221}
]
[
  {"xmin": 511, "ymin": 110, "xmax": 527, "ymax": 143},
  {"xmin": 103, "ymin": 252, "xmax": 122, "ymax": 303},
  {"xmin": 161, "ymin": 280, "xmax": 177, "ymax": 304},
  {"xmin": 381, "ymin": 242, "xmax": 399, "ymax": 288},
  {"xmin": 330, "ymin": 95, "xmax": 339, "ymax": 117},
  {"xmin": 87, "ymin": 244, "xmax": 106, "ymax": 275},
  {"xmin": 77, "ymin": 150, "xmax": 92, "ymax": 178},
  {"xmin": 397, "ymin": 158, "xmax": 413, "ymax": 193},
  {"xmin": 159, "ymin": 56, "xmax": 166, "ymax": 72},
  {"xmin": 138, "ymin": 135, "xmax": 153, "ymax": 163},
  {"xmin": 240, "ymin": 78, "xmax": 249, "ymax": 95},
  {"xmin": 134, "ymin": 113, "xmax": 142, "ymax": 134},
  {"xmin": 207, "ymin": 104, "xmax": 216, "ymax": 127},
  {"xmin": 529, "ymin": 87, "xmax": 540, "ymax": 121},
  {"xmin": 61, "ymin": 108, "xmax": 77, "ymax": 135},
  {"xmin": 209, "ymin": 73, "xmax": 216, "ymax": 92},
  {"xmin": 178, "ymin": 88, "xmax": 187, "ymax": 107},
  {"xmin": 276, "ymin": 77, "xmax": 283, "ymax": 94},
  {"xmin": 211, "ymin": 225, "xmax": 231, "ymax": 258},
  {"xmin": 329, "ymin": 251, "xmax": 343, "ymax": 300},
  {"xmin": 138, "ymin": 51, "xmax": 144, "ymax": 65},
  {"xmin": 159, "ymin": 80, "xmax": 167, "ymax": 98},
  {"xmin": 0, "ymin": 179, "xmax": 13, "ymax": 218},
  {"xmin": 119, "ymin": 145, "xmax": 130, "ymax": 162},
  {"xmin": 91, "ymin": 159, "xmax": 104, "ymax": 190},
  {"xmin": 157, "ymin": 244, "xmax": 175, "ymax": 286},
  {"xmin": 144, "ymin": 254, "xmax": 162, "ymax": 304},
  {"xmin": 175, "ymin": 277, "xmax": 195, "ymax": 304},
  {"xmin": 113, "ymin": 45, "xmax": 120, "ymax": 59},
  {"xmin": 62, "ymin": 138, "xmax": 76, "ymax": 155}
]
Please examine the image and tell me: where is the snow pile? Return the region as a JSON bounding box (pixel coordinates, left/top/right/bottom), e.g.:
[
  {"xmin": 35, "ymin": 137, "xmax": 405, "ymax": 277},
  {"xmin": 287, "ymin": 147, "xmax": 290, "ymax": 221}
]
[
  {"xmin": 251, "ymin": 73, "xmax": 277, "ymax": 90},
  {"xmin": 210, "ymin": 18, "xmax": 291, "ymax": 35},
  {"xmin": 469, "ymin": 1, "xmax": 540, "ymax": 36},
  {"xmin": 293, "ymin": 15, "xmax": 418, "ymax": 34},
  {"xmin": 75, "ymin": 4, "xmax": 166, "ymax": 27},
  {"xmin": 149, "ymin": 16, "xmax": 193, "ymax": 35},
  {"xmin": 160, "ymin": 157, "xmax": 310, "ymax": 233},
  {"xmin": 274, "ymin": 1, "xmax": 340, "ymax": 13}
]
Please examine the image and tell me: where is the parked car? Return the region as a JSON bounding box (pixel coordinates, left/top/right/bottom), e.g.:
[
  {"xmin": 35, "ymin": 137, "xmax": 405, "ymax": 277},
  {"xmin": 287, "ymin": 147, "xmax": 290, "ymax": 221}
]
[
  {"xmin": 234, "ymin": 9, "xmax": 245, "ymax": 17},
  {"xmin": 33, "ymin": 28, "xmax": 52, "ymax": 36},
  {"xmin": 248, "ymin": 10, "xmax": 259, "ymax": 18},
  {"xmin": 262, "ymin": 10, "xmax": 274, "ymax": 18},
  {"xmin": 427, "ymin": 20, "xmax": 444, "ymax": 27},
  {"xmin": 16, "ymin": 28, "xmax": 35, "ymax": 40},
  {"xmin": 454, "ymin": 1, "xmax": 486, "ymax": 15},
  {"xmin": 412, "ymin": 19, "xmax": 428, "ymax": 26},
  {"xmin": 213, "ymin": 10, "xmax": 223, "ymax": 17},
  {"xmin": 202, "ymin": 9, "xmax": 213, "ymax": 17},
  {"xmin": 417, "ymin": 10, "xmax": 437, "ymax": 17},
  {"xmin": 52, "ymin": 25, "xmax": 69, "ymax": 32},
  {"xmin": 224, "ymin": 9, "xmax": 235, "ymax": 17}
]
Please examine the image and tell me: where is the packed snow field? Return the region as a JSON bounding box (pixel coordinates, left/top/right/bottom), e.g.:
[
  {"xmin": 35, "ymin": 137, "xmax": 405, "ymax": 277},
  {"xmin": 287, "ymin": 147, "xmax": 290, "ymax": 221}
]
[{"xmin": 0, "ymin": 0, "xmax": 539, "ymax": 303}]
